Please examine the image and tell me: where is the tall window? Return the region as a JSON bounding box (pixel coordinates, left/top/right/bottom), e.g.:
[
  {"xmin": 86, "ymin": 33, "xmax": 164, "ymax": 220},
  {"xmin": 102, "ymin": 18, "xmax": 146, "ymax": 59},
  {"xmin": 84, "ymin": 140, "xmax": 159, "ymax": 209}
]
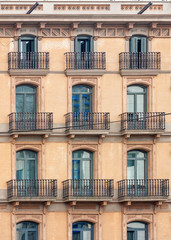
[
  {"xmin": 16, "ymin": 150, "xmax": 37, "ymax": 180},
  {"xmin": 127, "ymin": 150, "xmax": 147, "ymax": 180},
  {"xmin": 127, "ymin": 222, "xmax": 148, "ymax": 240},
  {"xmin": 16, "ymin": 85, "xmax": 37, "ymax": 113},
  {"xmin": 73, "ymin": 222, "xmax": 94, "ymax": 240},
  {"xmin": 17, "ymin": 221, "xmax": 38, "ymax": 240},
  {"xmin": 74, "ymin": 35, "xmax": 93, "ymax": 53},
  {"xmin": 72, "ymin": 85, "xmax": 92, "ymax": 113},
  {"xmin": 72, "ymin": 150, "xmax": 93, "ymax": 180},
  {"xmin": 129, "ymin": 35, "xmax": 147, "ymax": 53},
  {"xmin": 127, "ymin": 85, "xmax": 147, "ymax": 113}
]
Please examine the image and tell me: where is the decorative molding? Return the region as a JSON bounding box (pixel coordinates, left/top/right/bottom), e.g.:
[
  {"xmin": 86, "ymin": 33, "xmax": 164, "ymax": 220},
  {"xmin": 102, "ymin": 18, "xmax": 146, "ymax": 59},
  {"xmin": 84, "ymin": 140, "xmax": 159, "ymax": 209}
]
[
  {"xmin": 1, "ymin": 4, "xmax": 43, "ymax": 11},
  {"xmin": 41, "ymin": 27, "xmax": 70, "ymax": 37},
  {"xmin": 121, "ymin": 4, "xmax": 163, "ymax": 11},
  {"xmin": 97, "ymin": 27, "xmax": 125, "ymax": 37},
  {"xmin": 54, "ymin": 4, "xmax": 110, "ymax": 11},
  {"xmin": 0, "ymin": 27, "xmax": 14, "ymax": 37},
  {"xmin": 152, "ymin": 27, "xmax": 171, "ymax": 37}
]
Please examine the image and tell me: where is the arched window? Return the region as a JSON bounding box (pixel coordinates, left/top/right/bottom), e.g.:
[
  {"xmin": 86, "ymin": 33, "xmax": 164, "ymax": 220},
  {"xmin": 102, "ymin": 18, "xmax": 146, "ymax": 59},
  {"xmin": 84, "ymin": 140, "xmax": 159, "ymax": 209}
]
[
  {"xmin": 16, "ymin": 150, "xmax": 37, "ymax": 180},
  {"xmin": 73, "ymin": 221, "xmax": 94, "ymax": 240},
  {"xmin": 127, "ymin": 150, "xmax": 147, "ymax": 180},
  {"xmin": 17, "ymin": 221, "xmax": 38, "ymax": 240},
  {"xmin": 16, "ymin": 85, "xmax": 37, "ymax": 113},
  {"xmin": 72, "ymin": 85, "xmax": 92, "ymax": 112},
  {"xmin": 129, "ymin": 35, "xmax": 147, "ymax": 53},
  {"xmin": 127, "ymin": 85, "xmax": 147, "ymax": 113},
  {"xmin": 127, "ymin": 222, "xmax": 148, "ymax": 240},
  {"xmin": 72, "ymin": 150, "xmax": 93, "ymax": 180}
]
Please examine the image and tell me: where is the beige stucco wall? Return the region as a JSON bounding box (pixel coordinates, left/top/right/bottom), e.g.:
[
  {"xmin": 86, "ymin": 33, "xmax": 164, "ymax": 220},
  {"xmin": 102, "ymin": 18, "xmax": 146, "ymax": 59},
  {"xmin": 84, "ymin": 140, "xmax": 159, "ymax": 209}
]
[
  {"xmin": 0, "ymin": 143, "xmax": 11, "ymax": 188},
  {"xmin": 156, "ymin": 212, "xmax": 171, "ymax": 240},
  {"xmin": 0, "ymin": 212, "xmax": 11, "ymax": 240},
  {"xmin": 46, "ymin": 212, "xmax": 67, "ymax": 240},
  {"xmin": 102, "ymin": 212, "xmax": 122, "ymax": 240}
]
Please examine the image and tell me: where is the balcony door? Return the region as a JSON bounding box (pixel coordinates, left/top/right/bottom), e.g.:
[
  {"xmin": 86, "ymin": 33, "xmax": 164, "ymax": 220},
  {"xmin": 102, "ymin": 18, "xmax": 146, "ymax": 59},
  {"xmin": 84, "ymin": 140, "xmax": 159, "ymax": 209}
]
[
  {"xmin": 127, "ymin": 85, "xmax": 147, "ymax": 130},
  {"xmin": 127, "ymin": 222, "xmax": 148, "ymax": 240},
  {"xmin": 73, "ymin": 222, "xmax": 94, "ymax": 240},
  {"xmin": 18, "ymin": 36, "xmax": 37, "ymax": 68},
  {"xmin": 72, "ymin": 85, "xmax": 93, "ymax": 129},
  {"xmin": 127, "ymin": 150, "xmax": 147, "ymax": 196},
  {"xmin": 17, "ymin": 221, "xmax": 38, "ymax": 240},
  {"xmin": 74, "ymin": 35, "xmax": 93, "ymax": 69},
  {"xmin": 72, "ymin": 150, "xmax": 93, "ymax": 196},
  {"xmin": 16, "ymin": 150, "xmax": 38, "ymax": 196},
  {"xmin": 129, "ymin": 35, "xmax": 147, "ymax": 53},
  {"xmin": 19, "ymin": 36, "xmax": 36, "ymax": 53},
  {"xmin": 16, "ymin": 85, "xmax": 37, "ymax": 130},
  {"xmin": 129, "ymin": 35, "xmax": 147, "ymax": 69}
]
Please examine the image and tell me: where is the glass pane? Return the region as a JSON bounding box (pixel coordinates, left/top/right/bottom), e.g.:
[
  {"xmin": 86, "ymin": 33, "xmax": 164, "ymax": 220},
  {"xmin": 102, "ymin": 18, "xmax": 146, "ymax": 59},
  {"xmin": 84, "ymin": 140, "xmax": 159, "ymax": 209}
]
[
  {"xmin": 72, "ymin": 160, "xmax": 80, "ymax": 179},
  {"xmin": 26, "ymin": 160, "xmax": 36, "ymax": 179},
  {"xmin": 128, "ymin": 222, "xmax": 146, "ymax": 229},
  {"xmin": 17, "ymin": 222, "xmax": 37, "ymax": 229},
  {"xmin": 127, "ymin": 160, "xmax": 135, "ymax": 179},
  {"xmin": 83, "ymin": 231, "xmax": 91, "ymax": 240},
  {"xmin": 25, "ymin": 94, "xmax": 36, "ymax": 112},
  {"xmin": 16, "ymin": 85, "xmax": 36, "ymax": 93},
  {"xmin": 16, "ymin": 160, "xmax": 24, "ymax": 180},
  {"xmin": 81, "ymin": 94, "xmax": 91, "ymax": 112},
  {"xmin": 17, "ymin": 231, "xmax": 25, "ymax": 240},
  {"xmin": 136, "ymin": 151, "xmax": 145, "ymax": 159},
  {"xmin": 127, "ymin": 86, "xmax": 145, "ymax": 93},
  {"xmin": 73, "ymin": 85, "xmax": 92, "ymax": 93},
  {"xmin": 127, "ymin": 231, "xmax": 135, "ymax": 240},
  {"xmin": 17, "ymin": 151, "xmax": 24, "ymax": 159},
  {"xmin": 81, "ymin": 160, "xmax": 91, "ymax": 179},
  {"xmin": 137, "ymin": 160, "xmax": 145, "ymax": 179},
  {"xmin": 25, "ymin": 150, "xmax": 37, "ymax": 159},
  {"xmin": 16, "ymin": 95, "xmax": 24, "ymax": 113},
  {"xmin": 28, "ymin": 231, "xmax": 37, "ymax": 240},
  {"xmin": 82, "ymin": 223, "xmax": 92, "ymax": 229},
  {"xmin": 137, "ymin": 231, "xmax": 145, "ymax": 240},
  {"xmin": 82, "ymin": 151, "xmax": 91, "ymax": 159},
  {"xmin": 72, "ymin": 94, "xmax": 80, "ymax": 112},
  {"xmin": 136, "ymin": 95, "xmax": 145, "ymax": 112},
  {"xmin": 127, "ymin": 95, "xmax": 134, "ymax": 112},
  {"xmin": 73, "ymin": 231, "xmax": 81, "ymax": 240}
]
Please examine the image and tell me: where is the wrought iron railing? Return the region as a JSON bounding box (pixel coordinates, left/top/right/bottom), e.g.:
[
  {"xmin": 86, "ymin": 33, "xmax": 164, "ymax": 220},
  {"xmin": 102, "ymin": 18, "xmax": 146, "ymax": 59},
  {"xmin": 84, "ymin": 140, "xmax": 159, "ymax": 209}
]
[
  {"xmin": 119, "ymin": 52, "xmax": 161, "ymax": 70},
  {"xmin": 9, "ymin": 112, "xmax": 53, "ymax": 132},
  {"xmin": 120, "ymin": 112, "xmax": 165, "ymax": 131},
  {"xmin": 118, "ymin": 179, "xmax": 169, "ymax": 198},
  {"xmin": 7, "ymin": 179, "xmax": 57, "ymax": 199},
  {"xmin": 65, "ymin": 52, "xmax": 106, "ymax": 70},
  {"xmin": 63, "ymin": 179, "xmax": 114, "ymax": 199},
  {"xmin": 8, "ymin": 52, "xmax": 49, "ymax": 70},
  {"xmin": 65, "ymin": 112, "xmax": 110, "ymax": 131}
]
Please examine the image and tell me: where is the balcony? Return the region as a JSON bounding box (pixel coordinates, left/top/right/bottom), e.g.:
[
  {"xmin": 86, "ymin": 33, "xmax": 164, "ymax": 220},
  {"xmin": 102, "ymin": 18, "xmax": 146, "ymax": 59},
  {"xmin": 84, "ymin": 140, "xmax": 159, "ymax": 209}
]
[
  {"xmin": 9, "ymin": 112, "xmax": 53, "ymax": 134},
  {"xmin": 63, "ymin": 179, "xmax": 114, "ymax": 201},
  {"xmin": 119, "ymin": 52, "xmax": 160, "ymax": 76},
  {"xmin": 65, "ymin": 112, "xmax": 110, "ymax": 136},
  {"xmin": 64, "ymin": 52, "xmax": 106, "ymax": 76},
  {"xmin": 8, "ymin": 52, "xmax": 49, "ymax": 76},
  {"xmin": 118, "ymin": 179, "xmax": 169, "ymax": 202},
  {"xmin": 7, "ymin": 179, "xmax": 57, "ymax": 202},
  {"xmin": 120, "ymin": 112, "xmax": 165, "ymax": 135}
]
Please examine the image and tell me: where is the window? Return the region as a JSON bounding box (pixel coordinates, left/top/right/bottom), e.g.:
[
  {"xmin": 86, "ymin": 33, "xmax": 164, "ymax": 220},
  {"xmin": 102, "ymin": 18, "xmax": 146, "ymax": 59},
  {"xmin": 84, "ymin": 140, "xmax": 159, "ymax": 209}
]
[
  {"xmin": 127, "ymin": 85, "xmax": 147, "ymax": 113},
  {"xmin": 127, "ymin": 222, "xmax": 148, "ymax": 240},
  {"xmin": 16, "ymin": 150, "xmax": 38, "ymax": 180},
  {"xmin": 19, "ymin": 36, "xmax": 37, "ymax": 53},
  {"xmin": 72, "ymin": 150, "xmax": 93, "ymax": 180},
  {"xmin": 74, "ymin": 35, "xmax": 93, "ymax": 53},
  {"xmin": 129, "ymin": 35, "xmax": 147, "ymax": 53},
  {"xmin": 17, "ymin": 221, "xmax": 38, "ymax": 240},
  {"xmin": 72, "ymin": 85, "xmax": 92, "ymax": 113},
  {"xmin": 127, "ymin": 150, "xmax": 147, "ymax": 180},
  {"xmin": 16, "ymin": 85, "xmax": 37, "ymax": 113},
  {"xmin": 73, "ymin": 222, "xmax": 94, "ymax": 240}
]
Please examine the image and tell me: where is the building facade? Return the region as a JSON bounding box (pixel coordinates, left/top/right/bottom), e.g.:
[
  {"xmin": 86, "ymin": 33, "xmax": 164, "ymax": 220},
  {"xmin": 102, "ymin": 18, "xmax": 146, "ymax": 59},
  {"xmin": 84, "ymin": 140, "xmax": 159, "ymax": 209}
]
[{"xmin": 0, "ymin": 0, "xmax": 170, "ymax": 239}]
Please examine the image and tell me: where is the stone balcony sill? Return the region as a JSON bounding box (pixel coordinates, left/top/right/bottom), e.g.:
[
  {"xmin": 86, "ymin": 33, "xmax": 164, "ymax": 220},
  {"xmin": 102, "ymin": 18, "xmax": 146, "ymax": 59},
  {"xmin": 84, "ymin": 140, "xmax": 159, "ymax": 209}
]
[
  {"xmin": 120, "ymin": 69, "xmax": 160, "ymax": 76},
  {"xmin": 8, "ymin": 69, "xmax": 49, "ymax": 76}
]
